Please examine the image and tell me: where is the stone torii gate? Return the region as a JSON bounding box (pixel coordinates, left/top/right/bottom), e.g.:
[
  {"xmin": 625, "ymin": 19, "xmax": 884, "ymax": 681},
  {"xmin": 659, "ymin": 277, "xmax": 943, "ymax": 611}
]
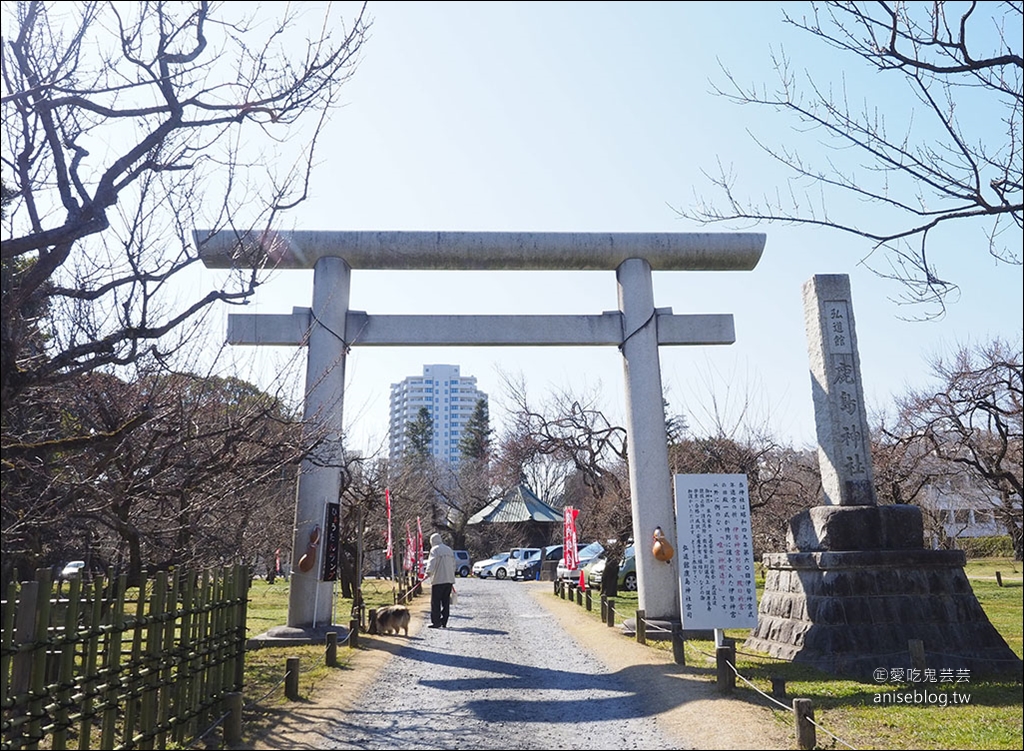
[{"xmin": 197, "ymin": 230, "xmax": 765, "ymax": 636}]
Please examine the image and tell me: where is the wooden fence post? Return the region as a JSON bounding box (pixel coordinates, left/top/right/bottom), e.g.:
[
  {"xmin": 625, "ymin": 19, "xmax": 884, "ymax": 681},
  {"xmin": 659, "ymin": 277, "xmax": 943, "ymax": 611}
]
[
  {"xmin": 349, "ymin": 619, "xmax": 360, "ymax": 648},
  {"xmin": 635, "ymin": 609, "xmax": 647, "ymax": 645},
  {"xmin": 605, "ymin": 598, "xmax": 615, "ymax": 627},
  {"xmin": 29, "ymin": 570, "xmax": 53, "ymax": 748},
  {"xmin": 672, "ymin": 624, "xmax": 686, "ymax": 665},
  {"xmin": 716, "ymin": 643, "xmax": 735, "ymax": 692},
  {"xmin": 224, "ymin": 691, "xmax": 243, "ymax": 746},
  {"xmin": 10, "ymin": 580, "xmax": 38, "ymax": 696},
  {"xmin": 140, "ymin": 570, "xmax": 169, "ymax": 749},
  {"xmin": 9, "ymin": 579, "xmax": 38, "ymax": 750},
  {"xmin": 793, "ymin": 698, "xmax": 815, "ymax": 750},
  {"xmin": 326, "ymin": 632, "xmax": 338, "ymax": 667},
  {"xmin": 908, "ymin": 639, "xmax": 927, "ymax": 672},
  {"xmin": 101, "ymin": 574, "xmax": 129, "ymax": 749},
  {"xmin": 585, "ymin": 589, "xmax": 592, "ymax": 612},
  {"xmin": 995, "ymin": 571, "xmax": 1003, "ymax": 587},
  {"xmin": 159, "ymin": 571, "xmax": 182, "ymax": 750},
  {"xmin": 53, "ymin": 575, "xmax": 82, "ymax": 750},
  {"xmin": 285, "ymin": 657, "xmax": 300, "ymax": 700},
  {"xmin": 771, "ymin": 676, "xmax": 787, "ymax": 700},
  {"xmin": 233, "ymin": 564, "xmax": 250, "ymax": 689}
]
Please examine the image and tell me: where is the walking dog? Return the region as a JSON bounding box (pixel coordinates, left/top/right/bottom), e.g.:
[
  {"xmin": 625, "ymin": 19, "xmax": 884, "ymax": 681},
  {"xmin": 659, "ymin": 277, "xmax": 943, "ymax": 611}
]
[{"xmin": 376, "ymin": 604, "xmax": 411, "ymax": 636}]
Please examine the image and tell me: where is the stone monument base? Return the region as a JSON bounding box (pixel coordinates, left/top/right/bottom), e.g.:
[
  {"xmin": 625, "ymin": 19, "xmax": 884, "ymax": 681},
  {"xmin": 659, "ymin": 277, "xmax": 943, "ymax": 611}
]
[
  {"xmin": 247, "ymin": 622, "xmax": 351, "ymax": 649},
  {"xmin": 747, "ymin": 547, "xmax": 1022, "ymax": 680}
]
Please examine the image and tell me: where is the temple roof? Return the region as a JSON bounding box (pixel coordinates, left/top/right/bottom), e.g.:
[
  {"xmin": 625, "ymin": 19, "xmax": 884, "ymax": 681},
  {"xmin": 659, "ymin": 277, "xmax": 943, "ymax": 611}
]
[{"xmin": 467, "ymin": 484, "xmax": 561, "ymax": 525}]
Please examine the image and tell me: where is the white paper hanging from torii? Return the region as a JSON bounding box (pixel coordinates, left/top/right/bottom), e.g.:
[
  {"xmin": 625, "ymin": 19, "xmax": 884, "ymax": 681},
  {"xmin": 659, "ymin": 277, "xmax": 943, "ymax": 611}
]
[{"xmin": 674, "ymin": 474, "xmax": 758, "ymax": 630}]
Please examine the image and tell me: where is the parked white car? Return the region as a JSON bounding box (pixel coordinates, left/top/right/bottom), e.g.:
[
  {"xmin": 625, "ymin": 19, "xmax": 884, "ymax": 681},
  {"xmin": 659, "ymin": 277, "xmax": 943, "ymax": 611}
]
[
  {"xmin": 59, "ymin": 560, "xmax": 86, "ymax": 578},
  {"xmin": 472, "ymin": 552, "xmax": 511, "ymax": 579}
]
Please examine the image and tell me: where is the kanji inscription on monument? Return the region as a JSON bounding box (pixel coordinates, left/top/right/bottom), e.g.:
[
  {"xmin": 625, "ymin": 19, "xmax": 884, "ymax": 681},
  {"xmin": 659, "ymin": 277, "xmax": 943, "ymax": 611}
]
[{"xmin": 803, "ymin": 274, "xmax": 876, "ymax": 506}]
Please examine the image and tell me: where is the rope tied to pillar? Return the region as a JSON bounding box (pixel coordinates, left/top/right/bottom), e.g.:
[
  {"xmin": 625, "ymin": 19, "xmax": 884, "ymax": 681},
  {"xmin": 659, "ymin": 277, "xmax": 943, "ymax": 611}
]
[
  {"xmin": 310, "ymin": 308, "xmax": 352, "ymax": 354},
  {"xmin": 618, "ymin": 309, "xmax": 656, "ymax": 353}
]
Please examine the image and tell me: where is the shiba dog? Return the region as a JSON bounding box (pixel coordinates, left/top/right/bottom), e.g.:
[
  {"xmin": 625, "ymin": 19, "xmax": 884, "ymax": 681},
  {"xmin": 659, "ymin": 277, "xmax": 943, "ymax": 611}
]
[{"xmin": 376, "ymin": 604, "xmax": 411, "ymax": 636}]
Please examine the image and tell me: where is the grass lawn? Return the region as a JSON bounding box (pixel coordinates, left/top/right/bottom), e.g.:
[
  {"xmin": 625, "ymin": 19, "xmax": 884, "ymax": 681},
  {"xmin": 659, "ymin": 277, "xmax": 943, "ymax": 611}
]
[
  {"xmin": 240, "ymin": 562, "xmax": 1021, "ymax": 750},
  {"xmin": 240, "ymin": 575, "xmax": 411, "ymax": 743},
  {"xmin": 566, "ymin": 559, "xmax": 1023, "ymax": 750}
]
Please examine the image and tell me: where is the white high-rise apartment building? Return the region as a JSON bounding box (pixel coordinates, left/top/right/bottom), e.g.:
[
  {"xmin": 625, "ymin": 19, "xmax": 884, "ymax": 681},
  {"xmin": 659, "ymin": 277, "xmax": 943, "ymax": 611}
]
[{"xmin": 388, "ymin": 364, "xmax": 488, "ymax": 465}]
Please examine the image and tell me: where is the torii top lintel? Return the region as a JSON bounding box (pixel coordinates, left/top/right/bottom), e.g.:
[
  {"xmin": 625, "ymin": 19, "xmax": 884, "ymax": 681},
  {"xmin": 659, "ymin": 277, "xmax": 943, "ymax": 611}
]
[{"xmin": 196, "ymin": 230, "xmax": 766, "ymax": 271}]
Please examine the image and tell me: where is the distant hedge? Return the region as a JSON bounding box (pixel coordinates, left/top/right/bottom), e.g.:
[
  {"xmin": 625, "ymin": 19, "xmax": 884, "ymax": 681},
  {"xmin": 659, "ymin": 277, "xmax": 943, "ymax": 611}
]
[{"xmin": 955, "ymin": 535, "xmax": 1016, "ymax": 558}]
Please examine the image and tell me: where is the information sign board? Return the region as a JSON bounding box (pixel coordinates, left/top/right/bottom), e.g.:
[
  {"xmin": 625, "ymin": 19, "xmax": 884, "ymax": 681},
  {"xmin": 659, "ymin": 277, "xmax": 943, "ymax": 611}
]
[{"xmin": 675, "ymin": 474, "xmax": 758, "ymax": 630}]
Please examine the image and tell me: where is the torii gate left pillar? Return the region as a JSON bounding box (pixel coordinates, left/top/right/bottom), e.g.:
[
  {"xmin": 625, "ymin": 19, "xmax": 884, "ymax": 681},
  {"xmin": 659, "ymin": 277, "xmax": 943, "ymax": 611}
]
[
  {"xmin": 291, "ymin": 256, "xmax": 350, "ymax": 631},
  {"xmin": 197, "ymin": 230, "xmax": 766, "ymax": 637}
]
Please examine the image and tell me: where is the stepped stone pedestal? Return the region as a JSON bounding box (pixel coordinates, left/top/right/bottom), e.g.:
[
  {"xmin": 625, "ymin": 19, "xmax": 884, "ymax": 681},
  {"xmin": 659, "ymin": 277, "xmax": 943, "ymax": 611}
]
[
  {"xmin": 746, "ymin": 504, "xmax": 1022, "ymax": 679},
  {"xmin": 247, "ymin": 623, "xmax": 351, "ymax": 649},
  {"xmin": 751, "ymin": 275, "xmax": 1022, "ymax": 680}
]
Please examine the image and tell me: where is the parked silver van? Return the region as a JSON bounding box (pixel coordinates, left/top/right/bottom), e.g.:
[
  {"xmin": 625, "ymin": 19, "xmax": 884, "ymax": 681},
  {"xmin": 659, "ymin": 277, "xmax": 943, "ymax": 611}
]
[
  {"xmin": 505, "ymin": 547, "xmax": 541, "ymax": 580},
  {"xmin": 454, "ymin": 550, "xmax": 471, "ymax": 577}
]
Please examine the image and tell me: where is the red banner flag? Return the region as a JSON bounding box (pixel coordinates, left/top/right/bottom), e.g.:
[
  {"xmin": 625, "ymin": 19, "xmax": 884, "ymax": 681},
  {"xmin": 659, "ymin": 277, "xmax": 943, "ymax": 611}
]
[
  {"xmin": 385, "ymin": 488, "xmax": 393, "ymax": 560},
  {"xmin": 563, "ymin": 506, "xmax": 579, "ymax": 570}
]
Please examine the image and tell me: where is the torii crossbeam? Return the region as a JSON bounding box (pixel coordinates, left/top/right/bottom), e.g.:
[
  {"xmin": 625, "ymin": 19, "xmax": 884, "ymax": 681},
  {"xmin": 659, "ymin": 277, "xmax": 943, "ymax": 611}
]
[{"xmin": 197, "ymin": 230, "xmax": 765, "ymax": 636}]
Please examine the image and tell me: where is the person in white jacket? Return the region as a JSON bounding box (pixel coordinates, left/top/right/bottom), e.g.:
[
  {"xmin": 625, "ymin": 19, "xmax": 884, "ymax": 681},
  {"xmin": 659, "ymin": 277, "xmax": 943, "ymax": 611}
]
[{"xmin": 424, "ymin": 532, "xmax": 456, "ymax": 628}]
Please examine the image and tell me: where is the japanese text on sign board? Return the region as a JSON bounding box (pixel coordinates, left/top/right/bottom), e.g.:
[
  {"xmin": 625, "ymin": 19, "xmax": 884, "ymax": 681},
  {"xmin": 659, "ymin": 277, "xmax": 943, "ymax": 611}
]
[{"xmin": 674, "ymin": 474, "xmax": 758, "ymax": 630}]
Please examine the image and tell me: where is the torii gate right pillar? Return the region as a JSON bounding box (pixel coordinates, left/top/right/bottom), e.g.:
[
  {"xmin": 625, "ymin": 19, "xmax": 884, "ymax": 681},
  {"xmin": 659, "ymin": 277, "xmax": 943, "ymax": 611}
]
[{"xmin": 618, "ymin": 258, "xmax": 678, "ymax": 621}]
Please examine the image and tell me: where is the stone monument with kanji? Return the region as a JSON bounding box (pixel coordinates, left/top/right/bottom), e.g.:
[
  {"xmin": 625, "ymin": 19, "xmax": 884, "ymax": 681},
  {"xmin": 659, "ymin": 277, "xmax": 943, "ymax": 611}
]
[{"xmin": 746, "ymin": 274, "xmax": 1021, "ymax": 679}]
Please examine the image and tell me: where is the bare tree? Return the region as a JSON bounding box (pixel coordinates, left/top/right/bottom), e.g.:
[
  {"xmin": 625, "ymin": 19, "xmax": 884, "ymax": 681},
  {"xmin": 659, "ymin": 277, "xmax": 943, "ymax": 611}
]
[
  {"xmin": 667, "ymin": 368, "xmax": 821, "ymax": 554},
  {"xmin": 870, "ymin": 409, "xmax": 962, "ymax": 546},
  {"xmin": 0, "ymin": 365, "xmax": 307, "ymax": 583},
  {"xmin": 1, "ymin": 2, "xmax": 369, "ymax": 573},
  {"xmin": 753, "ymin": 446, "xmax": 822, "ymax": 553},
  {"xmin": 500, "ymin": 371, "xmax": 825, "ymax": 559},
  {"xmin": 677, "ymin": 1, "xmax": 1022, "ymax": 317},
  {"xmin": 889, "ymin": 337, "xmax": 1023, "ymax": 558},
  {"xmin": 1, "ymin": 0, "xmax": 369, "ymax": 435},
  {"xmin": 338, "ymin": 453, "xmax": 388, "ymax": 594},
  {"xmin": 494, "ymin": 430, "xmax": 573, "ymax": 512},
  {"xmin": 501, "ymin": 374, "xmax": 632, "ymax": 558},
  {"xmin": 669, "ymin": 431, "xmax": 818, "ymax": 556}
]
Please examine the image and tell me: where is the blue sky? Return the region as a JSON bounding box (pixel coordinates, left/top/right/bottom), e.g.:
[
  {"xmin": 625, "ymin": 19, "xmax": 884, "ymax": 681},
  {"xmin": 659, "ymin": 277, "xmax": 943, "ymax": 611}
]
[{"xmin": 203, "ymin": 1, "xmax": 1022, "ymax": 456}]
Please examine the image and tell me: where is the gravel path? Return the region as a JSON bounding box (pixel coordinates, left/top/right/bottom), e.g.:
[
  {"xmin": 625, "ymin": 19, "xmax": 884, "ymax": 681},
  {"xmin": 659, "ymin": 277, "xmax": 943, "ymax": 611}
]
[{"xmin": 316, "ymin": 577, "xmax": 731, "ymax": 750}]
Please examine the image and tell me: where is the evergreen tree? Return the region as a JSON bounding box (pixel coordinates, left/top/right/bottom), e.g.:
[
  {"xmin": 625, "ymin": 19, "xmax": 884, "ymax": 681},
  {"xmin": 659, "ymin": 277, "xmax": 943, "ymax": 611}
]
[
  {"xmin": 405, "ymin": 406, "xmax": 434, "ymax": 460},
  {"xmin": 459, "ymin": 399, "xmax": 492, "ymax": 461}
]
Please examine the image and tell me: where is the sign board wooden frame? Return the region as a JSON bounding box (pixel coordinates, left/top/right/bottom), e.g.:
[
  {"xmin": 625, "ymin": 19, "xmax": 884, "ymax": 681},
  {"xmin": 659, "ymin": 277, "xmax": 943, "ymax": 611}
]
[{"xmin": 674, "ymin": 474, "xmax": 758, "ymax": 630}]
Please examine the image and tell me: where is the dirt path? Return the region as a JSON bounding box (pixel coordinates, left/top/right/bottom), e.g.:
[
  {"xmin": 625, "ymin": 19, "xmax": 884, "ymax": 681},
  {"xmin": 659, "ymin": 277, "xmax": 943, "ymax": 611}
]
[{"xmin": 242, "ymin": 580, "xmax": 792, "ymax": 750}]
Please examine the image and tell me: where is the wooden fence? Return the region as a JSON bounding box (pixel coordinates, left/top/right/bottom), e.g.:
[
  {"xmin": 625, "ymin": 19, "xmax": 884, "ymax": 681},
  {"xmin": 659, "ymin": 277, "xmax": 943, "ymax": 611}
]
[{"xmin": 1, "ymin": 564, "xmax": 249, "ymax": 750}]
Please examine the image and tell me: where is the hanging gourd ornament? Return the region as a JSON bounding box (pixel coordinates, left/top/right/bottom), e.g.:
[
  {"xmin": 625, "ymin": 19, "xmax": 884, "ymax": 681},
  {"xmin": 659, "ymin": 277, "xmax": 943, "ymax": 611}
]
[
  {"xmin": 652, "ymin": 526, "xmax": 674, "ymax": 563},
  {"xmin": 297, "ymin": 525, "xmax": 321, "ymax": 573}
]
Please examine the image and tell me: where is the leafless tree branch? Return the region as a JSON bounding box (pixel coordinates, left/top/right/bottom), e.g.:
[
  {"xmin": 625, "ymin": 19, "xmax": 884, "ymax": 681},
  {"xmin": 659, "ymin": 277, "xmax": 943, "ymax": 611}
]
[{"xmin": 676, "ymin": 1, "xmax": 1022, "ymax": 318}]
